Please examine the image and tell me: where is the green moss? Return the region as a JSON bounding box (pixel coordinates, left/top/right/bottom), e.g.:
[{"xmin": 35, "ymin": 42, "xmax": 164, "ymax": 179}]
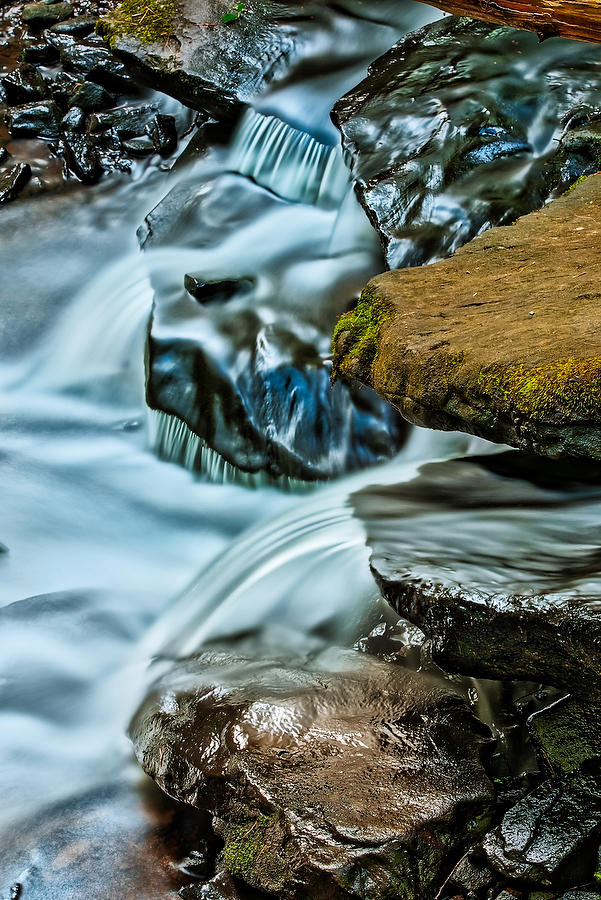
[
  {"xmin": 530, "ymin": 697, "xmax": 601, "ymax": 775},
  {"xmin": 99, "ymin": 0, "xmax": 177, "ymax": 47},
  {"xmin": 332, "ymin": 288, "xmax": 394, "ymax": 382},
  {"xmin": 222, "ymin": 815, "xmax": 270, "ymax": 882},
  {"xmin": 476, "ymin": 357, "xmax": 601, "ymax": 422},
  {"xmin": 568, "ymin": 173, "xmax": 590, "ymax": 191}
]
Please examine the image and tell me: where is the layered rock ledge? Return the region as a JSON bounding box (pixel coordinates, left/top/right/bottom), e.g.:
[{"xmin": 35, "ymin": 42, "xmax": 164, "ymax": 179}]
[{"xmin": 333, "ymin": 173, "xmax": 601, "ymax": 461}]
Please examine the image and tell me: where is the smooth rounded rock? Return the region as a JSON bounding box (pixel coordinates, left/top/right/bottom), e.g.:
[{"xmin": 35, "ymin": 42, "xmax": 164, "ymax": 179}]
[{"xmin": 131, "ymin": 648, "xmax": 494, "ymax": 900}]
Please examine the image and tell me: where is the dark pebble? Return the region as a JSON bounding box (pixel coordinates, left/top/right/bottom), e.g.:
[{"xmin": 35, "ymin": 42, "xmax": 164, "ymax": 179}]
[
  {"xmin": 61, "ymin": 105, "xmax": 86, "ymax": 131},
  {"xmin": 21, "ymin": 42, "xmax": 60, "ymax": 64},
  {"xmin": 22, "ymin": 1, "xmax": 74, "ymax": 28},
  {"xmin": 0, "ymin": 147, "xmax": 10, "ymax": 165},
  {"xmin": 8, "ymin": 100, "xmax": 62, "ymax": 138},
  {"xmin": 68, "ymin": 81, "xmax": 115, "ymax": 112},
  {"xmin": 88, "ymin": 104, "xmax": 156, "ymax": 137},
  {"xmin": 50, "ymin": 15, "xmax": 97, "ymax": 36},
  {"xmin": 0, "ymin": 163, "xmax": 32, "ymax": 203},
  {"xmin": 62, "ymin": 132, "xmax": 101, "ymax": 183},
  {"xmin": 148, "ymin": 113, "xmax": 177, "ymax": 155},
  {"xmin": 1, "ymin": 64, "xmax": 49, "ymax": 105},
  {"xmin": 183, "ymin": 275, "xmax": 254, "ymax": 304}
]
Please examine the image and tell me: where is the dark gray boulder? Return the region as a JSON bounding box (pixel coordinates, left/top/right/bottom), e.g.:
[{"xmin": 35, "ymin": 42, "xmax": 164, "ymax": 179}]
[
  {"xmin": 483, "ymin": 778, "xmax": 601, "ymax": 888},
  {"xmin": 22, "ymin": 1, "xmax": 73, "ymax": 28},
  {"xmin": 7, "ymin": 100, "xmax": 62, "ymax": 138},
  {"xmin": 131, "ymin": 648, "xmax": 493, "ymax": 900},
  {"xmin": 332, "ymin": 17, "xmax": 601, "ymax": 268}
]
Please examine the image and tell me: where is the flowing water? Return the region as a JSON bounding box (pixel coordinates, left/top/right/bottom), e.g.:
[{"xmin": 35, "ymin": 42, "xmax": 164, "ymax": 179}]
[{"xmin": 2, "ymin": 3, "xmax": 601, "ymax": 898}]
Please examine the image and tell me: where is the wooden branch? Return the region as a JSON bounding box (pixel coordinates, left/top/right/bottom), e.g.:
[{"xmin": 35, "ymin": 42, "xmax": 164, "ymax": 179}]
[{"xmin": 415, "ymin": 0, "xmax": 601, "ymax": 44}]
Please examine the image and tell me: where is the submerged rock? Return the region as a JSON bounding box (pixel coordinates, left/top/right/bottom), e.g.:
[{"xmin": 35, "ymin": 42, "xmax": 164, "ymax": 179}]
[
  {"xmin": 333, "ymin": 174, "xmax": 601, "ymax": 461},
  {"xmin": 131, "ymin": 648, "xmax": 493, "ymax": 899},
  {"xmin": 351, "ymin": 451, "xmax": 601, "ymax": 696},
  {"xmin": 143, "ymin": 165, "xmax": 406, "ymax": 482},
  {"xmin": 332, "ymin": 17, "xmax": 601, "ymax": 269}
]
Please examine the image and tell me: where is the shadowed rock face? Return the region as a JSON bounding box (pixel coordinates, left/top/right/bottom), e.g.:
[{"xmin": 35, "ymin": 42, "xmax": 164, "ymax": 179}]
[
  {"xmin": 351, "ymin": 451, "xmax": 601, "ymax": 697},
  {"xmin": 130, "ymin": 647, "xmax": 493, "ymax": 900},
  {"xmin": 333, "ymin": 174, "xmax": 601, "ymax": 462},
  {"xmin": 142, "ymin": 169, "xmax": 406, "ymax": 482},
  {"xmin": 332, "ymin": 17, "xmax": 601, "ymax": 269}
]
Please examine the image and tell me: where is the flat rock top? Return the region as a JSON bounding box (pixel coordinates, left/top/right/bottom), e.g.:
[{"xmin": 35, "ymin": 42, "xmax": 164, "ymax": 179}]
[
  {"xmin": 333, "ymin": 174, "xmax": 601, "ymax": 460},
  {"xmin": 131, "ymin": 647, "xmax": 492, "ymax": 898}
]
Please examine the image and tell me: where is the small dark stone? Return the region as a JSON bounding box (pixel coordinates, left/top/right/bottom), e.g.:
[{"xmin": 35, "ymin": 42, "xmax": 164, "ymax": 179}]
[
  {"xmin": 0, "ymin": 147, "xmax": 10, "ymax": 165},
  {"xmin": 49, "ymin": 71, "xmax": 81, "ymax": 110},
  {"xmin": 62, "ymin": 133, "xmax": 101, "ymax": 183},
  {"xmin": 1, "ymin": 64, "xmax": 49, "ymax": 105},
  {"xmin": 87, "ymin": 104, "xmax": 156, "ymax": 137},
  {"xmin": 7, "ymin": 101, "xmax": 62, "ymax": 138},
  {"xmin": 61, "ymin": 106, "xmax": 86, "ymax": 132},
  {"xmin": 183, "ymin": 275, "xmax": 254, "ymax": 304},
  {"xmin": 121, "ymin": 135, "xmax": 155, "ymax": 157},
  {"xmin": 147, "ymin": 113, "xmax": 177, "ymax": 156},
  {"xmin": 22, "ymin": 1, "xmax": 73, "ymax": 28},
  {"xmin": 9, "ymin": 884, "xmax": 22, "ymax": 900},
  {"xmin": 50, "ymin": 15, "xmax": 97, "ymax": 36},
  {"xmin": 68, "ymin": 81, "xmax": 115, "ymax": 113},
  {"xmin": 21, "ymin": 42, "xmax": 60, "ymax": 64},
  {"xmin": 0, "ymin": 163, "xmax": 32, "ymax": 203},
  {"xmin": 58, "ymin": 40, "xmax": 133, "ymax": 91}
]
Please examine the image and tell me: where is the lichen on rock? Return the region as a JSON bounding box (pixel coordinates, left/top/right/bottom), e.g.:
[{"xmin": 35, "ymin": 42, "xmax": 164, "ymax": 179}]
[{"xmin": 99, "ymin": 0, "xmax": 178, "ymax": 47}]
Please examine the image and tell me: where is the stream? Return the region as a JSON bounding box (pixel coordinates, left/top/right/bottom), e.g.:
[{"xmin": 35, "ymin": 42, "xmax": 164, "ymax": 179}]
[{"xmin": 2, "ymin": 1, "xmax": 601, "ymax": 898}]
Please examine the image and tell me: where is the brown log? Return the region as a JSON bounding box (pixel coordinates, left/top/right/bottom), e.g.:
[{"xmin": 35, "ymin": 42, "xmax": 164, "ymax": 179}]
[{"xmin": 415, "ymin": 0, "xmax": 601, "ymax": 43}]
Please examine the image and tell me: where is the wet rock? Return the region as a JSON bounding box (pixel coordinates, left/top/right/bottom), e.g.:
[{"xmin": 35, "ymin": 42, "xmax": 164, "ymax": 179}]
[
  {"xmin": 99, "ymin": 0, "xmax": 435, "ymax": 122},
  {"xmin": 177, "ymin": 841, "xmax": 213, "ymax": 879},
  {"xmin": 179, "ymin": 869, "xmax": 241, "ymax": 899},
  {"xmin": 545, "ymin": 120, "xmax": 601, "ymax": 194},
  {"xmin": 131, "ymin": 647, "xmax": 493, "ymax": 899},
  {"xmin": 1, "ymin": 64, "xmax": 49, "ymax": 105},
  {"xmin": 482, "ymin": 778, "xmax": 601, "ymax": 887},
  {"xmin": 351, "ymin": 452, "xmax": 601, "ymax": 696},
  {"xmin": 50, "ymin": 15, "xmax": 98, "ymax": 35},
  {"xmin": 21, "ymin": 41, "xmax": 61, "ymax": 64},
  {"xmin": 57, "ymin": 37, "xmax": 134, "ymax": 91},
  {"xmin": 61, "ymin": 105, "xmax": 86, "ymax": 132},
  {"xmin": 68, "ymin": 81, "xmax": 115, "ymax": 112},
  {"xmin": 0, "ymin": 164, "xmax": 31, "ymax": 203},
  {"xmin": 87, "ymin": 103, "xmax": 156, "ymax": 137},
  {"xmin": 148, "ymin": 113, "xmax": 177, "ymax": 156},
  {"xmin": 332, "ymin": 17, "xmax": 601, "ymax": 269},
  {"xmin": 184, "ymin": 275, "xmax": 253, "ymax": 305},
  {"xmin": 121, "ymin": 134, "xmax": 154, "ymax": 156},
  {"xmin": 7, "ymin": 100, "xmax": 62, "ymax": 138},
  {"xmin": 333, "ymin": 174, "xmax": 601, "ymax": 461},
  {"xmin": 143, "ymin": 171, "xmax": 406, "ymax": 481},
  {"xmin": 62, "ymin": 133, "xmax": 102, "ymax": 183},
  {"xmin": 22, "ymin": 0, "xmax": 73, "ymax": 28},
  {"xmin": 528, "ymin": 696, "xmax": 601, "ymax": 776},
  {"xmin": 0, "ymin": 148, "xmax": 10, "ymax": 165}
]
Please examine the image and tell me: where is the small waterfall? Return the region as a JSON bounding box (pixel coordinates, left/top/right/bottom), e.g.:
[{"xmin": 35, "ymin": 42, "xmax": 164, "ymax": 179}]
[
  {"xmin": 149, "ymin": 409, "xmax": 313, "ymax": 491},
  {"xmin": 228, "ymin": 109, "xmax": 349, "ymax": 207}
]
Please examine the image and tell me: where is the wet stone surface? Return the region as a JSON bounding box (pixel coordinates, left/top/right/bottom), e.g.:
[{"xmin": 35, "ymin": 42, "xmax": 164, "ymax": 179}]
[
  {"xmin": 131, "ymin": 647, "xmax": 494, "ymax": 900},
  {"xmin": 333, "ymin": 17, "xmax": 601, "ymax": 269}
]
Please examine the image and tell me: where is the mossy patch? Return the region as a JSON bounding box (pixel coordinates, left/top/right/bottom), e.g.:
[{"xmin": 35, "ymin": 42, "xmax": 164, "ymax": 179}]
[
  {"xmin": 223, "ymin": 814, "xmax": 272, "ymax": 883},
  {"xmin": 99, "ymin": 0, "xmax": 177, "ymax": 47},
  {"xmin": 476, "ymin": 357, "xmax": 601, "ymax": 422},
  {"xmin": 332, "ymin": 288, "xmax": 394, "ymax": 382}
]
